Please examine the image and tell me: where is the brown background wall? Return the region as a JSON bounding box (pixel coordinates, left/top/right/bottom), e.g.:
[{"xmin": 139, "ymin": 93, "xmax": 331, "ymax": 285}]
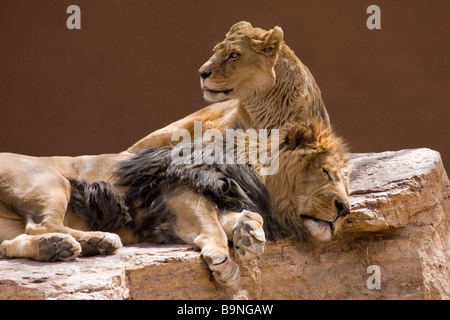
[{"xmin": 1, "ymin": 1, "xmax": 449, "ymax": 171}]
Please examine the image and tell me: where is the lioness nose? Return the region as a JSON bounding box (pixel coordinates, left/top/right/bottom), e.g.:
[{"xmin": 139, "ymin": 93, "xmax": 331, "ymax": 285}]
[
  {"xmin": 199, "ymin": 70, "xmax": 212, "ymax": 79},
  {"xmin": 335, "ymin": 199, "xmax": 350, "ymax": 217}
]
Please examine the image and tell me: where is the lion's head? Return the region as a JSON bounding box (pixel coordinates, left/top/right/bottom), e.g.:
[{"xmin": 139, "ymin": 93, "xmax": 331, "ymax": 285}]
[
  {"xmin": 264, "ymin": 122, "xmax": 350, "ymax": 242},
  {"xmin": 198, "ymin": 21, "xmax": 283, "ymax": 103}
]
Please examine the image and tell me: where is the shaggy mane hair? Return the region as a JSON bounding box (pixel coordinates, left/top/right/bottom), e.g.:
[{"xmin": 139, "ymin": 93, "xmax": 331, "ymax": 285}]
[{"xmin": 266, "ymin": 122, "xmax": 349, "ymax": 241}]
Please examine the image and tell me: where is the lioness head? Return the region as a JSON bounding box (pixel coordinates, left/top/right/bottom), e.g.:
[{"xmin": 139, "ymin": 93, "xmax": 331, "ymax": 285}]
[
  {"xmin": 264, "ymin": 123, "xmax": 350, "ymax": 242},
  {"xmin": 199, "ymin": 21, "xmax": 283, "ymax": 102}
]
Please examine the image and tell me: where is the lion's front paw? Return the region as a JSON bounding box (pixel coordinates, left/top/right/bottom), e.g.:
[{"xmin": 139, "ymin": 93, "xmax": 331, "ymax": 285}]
[
  {"xmin": 233, "ymin": 210, "xmax": 266, "ymax": 261},
  {"xmin": 201, "ymin": 250, "xmax": 240, "ymax": 289},
  {"xmin": 79, "ymin": 232, "xmax": 123, "ymax": 256}
]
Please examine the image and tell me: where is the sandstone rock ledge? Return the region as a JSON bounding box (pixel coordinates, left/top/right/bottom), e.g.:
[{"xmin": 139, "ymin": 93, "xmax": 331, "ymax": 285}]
[{"xmin": 0, "ymin": 148, "xmax": 449, "ymax": 300}]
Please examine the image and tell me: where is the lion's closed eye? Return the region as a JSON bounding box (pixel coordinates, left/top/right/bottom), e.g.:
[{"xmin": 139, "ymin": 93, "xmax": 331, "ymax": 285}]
[{"xmin": 323, "ymin": 168, "xmax": 332, "ymax": 181}]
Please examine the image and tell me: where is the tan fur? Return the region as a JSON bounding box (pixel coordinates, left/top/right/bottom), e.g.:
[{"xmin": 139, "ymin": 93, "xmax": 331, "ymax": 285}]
[{"xmin": 127, "ymin": 21, "xmax": 329, "ymax": 152}]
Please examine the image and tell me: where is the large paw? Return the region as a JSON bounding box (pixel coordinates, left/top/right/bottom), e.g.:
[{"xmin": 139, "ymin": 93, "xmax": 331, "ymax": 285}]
[
  {"xmin": 38, "ymin": 233, "xmax": 81, "ymax": 262},
  {"xmin": 201, "ymin": 250, "xmax": 240, "ymax": 289},
  {"xmin": 79, "ymin": 232, "xmax": 122, "ymax": 256},
  {"xmin": 233, "ymin": 210, "xmax": 266, "ymax": 261}
]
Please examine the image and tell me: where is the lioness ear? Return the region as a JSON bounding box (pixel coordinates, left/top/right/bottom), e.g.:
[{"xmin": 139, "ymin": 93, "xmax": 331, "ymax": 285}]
[
  {"xmin": 251, "ymin": 26, "xmax": 284, "ymax": 56},
  {"xmin": 226, "ymin": 21, "xmax": 253, "ymax": 37},
  {"xmin": 284, "ymin": 124, "xmax": 317, "ymax": 150}
]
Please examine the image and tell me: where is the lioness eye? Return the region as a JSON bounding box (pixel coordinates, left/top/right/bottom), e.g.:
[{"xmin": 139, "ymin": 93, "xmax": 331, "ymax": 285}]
[
  {"xmin": 229, "ymin": 52, "xmax": 240, "ymax": 60},
  {"xmin": 323, "ymin": 168, "xmax": 332, "ymax": 181}
]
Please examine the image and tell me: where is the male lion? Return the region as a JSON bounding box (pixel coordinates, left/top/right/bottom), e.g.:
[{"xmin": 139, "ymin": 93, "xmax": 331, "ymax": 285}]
[
  {"xmin": 127, "ymin": 21, "xmax": 330, "ymax": 152},
  {"xmin": 0, "ymin": 122, "xmax": 349, "ymax": 288}
]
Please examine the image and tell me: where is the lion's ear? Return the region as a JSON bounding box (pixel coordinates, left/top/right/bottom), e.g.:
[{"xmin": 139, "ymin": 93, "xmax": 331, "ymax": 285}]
[
  {"xmin": 251, "ymin": 26, "xmax": 284, "ymax": 56},
  {"xmin": 284, "ymin": 123, "xmax": 317, "ymax": 150},
  {"xmin": 226, "ymin": 21, "xmax": 253, "ymax": 37}
]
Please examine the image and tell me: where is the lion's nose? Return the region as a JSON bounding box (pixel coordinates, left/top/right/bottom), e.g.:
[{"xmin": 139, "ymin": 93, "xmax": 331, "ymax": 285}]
[
  {"xmin": 335, "ymin": 199, "xmax": 350, "ymax": 217},
  {"xmin": 199, "ymin": 70, "xmax": 212, "ymax": 79}
]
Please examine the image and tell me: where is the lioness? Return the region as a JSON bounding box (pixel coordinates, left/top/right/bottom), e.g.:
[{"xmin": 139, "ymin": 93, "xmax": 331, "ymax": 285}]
[
  {"xmin": 127, "ymin": 21, "xmax": 330, "ymax": 152},
  {"xmin": 0, "ymin": 122, "xmax": 349, "ymax": 288}
]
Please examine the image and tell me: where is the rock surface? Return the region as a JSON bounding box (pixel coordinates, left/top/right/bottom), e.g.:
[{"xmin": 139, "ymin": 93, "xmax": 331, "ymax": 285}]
[{"xmin": 0, "ymin": 148, "xmax": 449, "ymax": 300}]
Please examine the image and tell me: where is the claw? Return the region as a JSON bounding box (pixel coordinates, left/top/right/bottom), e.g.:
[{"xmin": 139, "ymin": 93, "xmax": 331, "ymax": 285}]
[{"xmin": 249, "ymin": 228, "xmax": 266, "ymax": 242}]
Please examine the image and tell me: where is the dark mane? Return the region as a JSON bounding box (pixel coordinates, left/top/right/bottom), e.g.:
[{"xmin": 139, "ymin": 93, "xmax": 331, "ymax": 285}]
[
  {"xmin": 115, "ymin": 145, "xmax": 281, "ymax": 241},
  {"xmin": 68, "ymin": 179, "xmax": 132, "ymax": 231}
]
